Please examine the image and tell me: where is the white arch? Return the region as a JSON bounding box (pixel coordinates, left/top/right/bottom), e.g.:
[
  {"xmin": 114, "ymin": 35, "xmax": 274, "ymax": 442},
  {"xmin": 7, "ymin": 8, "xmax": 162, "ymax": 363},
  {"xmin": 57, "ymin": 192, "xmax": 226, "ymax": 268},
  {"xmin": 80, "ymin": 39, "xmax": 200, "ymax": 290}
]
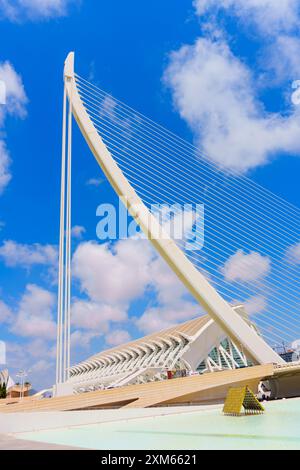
[{"xmin": 63, "ymin": 52, "xmax": 283, "ymax": 366}]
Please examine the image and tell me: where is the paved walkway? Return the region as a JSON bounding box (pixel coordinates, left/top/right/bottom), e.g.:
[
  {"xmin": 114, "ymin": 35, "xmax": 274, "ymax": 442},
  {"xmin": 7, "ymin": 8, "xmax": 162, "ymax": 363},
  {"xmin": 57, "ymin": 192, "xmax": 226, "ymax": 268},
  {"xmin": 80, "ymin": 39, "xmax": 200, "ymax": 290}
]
[{"xmin": 0, "ymin": 433, "xmax": 82, "ymax": 450}]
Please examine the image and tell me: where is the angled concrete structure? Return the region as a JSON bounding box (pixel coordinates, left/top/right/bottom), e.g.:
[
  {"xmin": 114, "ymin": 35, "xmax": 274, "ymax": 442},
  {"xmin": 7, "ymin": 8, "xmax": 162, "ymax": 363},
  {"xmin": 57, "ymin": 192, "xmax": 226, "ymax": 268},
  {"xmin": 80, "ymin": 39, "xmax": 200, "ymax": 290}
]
[{"xmin": 0, "ymin": 365, "xmax": 274, "ymax": 413}]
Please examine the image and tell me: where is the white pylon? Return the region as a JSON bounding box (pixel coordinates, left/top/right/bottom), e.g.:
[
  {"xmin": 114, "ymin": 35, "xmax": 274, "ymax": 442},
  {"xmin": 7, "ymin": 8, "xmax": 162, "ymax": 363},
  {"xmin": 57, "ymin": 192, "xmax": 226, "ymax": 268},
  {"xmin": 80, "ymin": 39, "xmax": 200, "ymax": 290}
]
[{"xmin": 56, "ymin": 80, "xmax": 72, "ymax": 390}]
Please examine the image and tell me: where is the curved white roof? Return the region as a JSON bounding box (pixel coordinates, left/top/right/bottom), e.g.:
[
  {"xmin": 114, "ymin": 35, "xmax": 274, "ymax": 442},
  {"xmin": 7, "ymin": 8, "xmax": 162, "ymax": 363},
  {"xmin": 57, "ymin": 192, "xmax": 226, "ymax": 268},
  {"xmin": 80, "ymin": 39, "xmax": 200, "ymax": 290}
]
[{"xmin": 67, "ymin": 307, "xmax": 256, "ymax": 393}]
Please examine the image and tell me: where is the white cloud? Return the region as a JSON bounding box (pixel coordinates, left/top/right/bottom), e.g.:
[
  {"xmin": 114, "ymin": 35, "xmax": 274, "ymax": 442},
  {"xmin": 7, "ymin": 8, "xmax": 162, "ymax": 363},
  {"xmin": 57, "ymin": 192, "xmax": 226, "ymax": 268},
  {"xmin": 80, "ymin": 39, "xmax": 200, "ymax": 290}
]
[
  {"xmin": 195, "ymin": 1, "xmax": 300, "ymax": 84},
  {"xmin": 0, "ymin": 240, "xmax": 57, "ymax": 268},
  {"xmin": 149, "ymin": 256, "xmax": 187, "ymax": 305},
  {"xmin": 0, "ymin": 61, "xmax": 27, "ymax": 193},
  {"xmin": 0, "ymin": 299, "xmax": 12, "ymax": 324},
  {"xmin": 72, "ymin": 237, "xmax": 200, "ymax": 339},
  {"xmin": 0, "ymin": 0, "xmax": 77, "ymax": 21},
  {"xmin": 30, "ymin": 358, "xmax": 52, "ymax": 374},
  {"xmin": 0, "ymin": 61, "xmax": 27, "ymax": 122},
  {"xmin": 291, "ymin": 339, "xmax": 300, "ymax": 350},
  {"xmin": 105, "ymin": 329, "xmax": 131, "ymax": 347},
  {"xmin": 71, "ymin": 225, "xmax": 86, "ymax": 239},
  {"xmin": 244, "ymin": 295, "xmax": 268, "ymax": 316},
  {"xmin": 156, "ymin": 203, "xmax": 204, "ymax": 248},
  {"xmin": 11, "ymin": 284, "xmax": 56, "ymax": 339},
  {"xmin": 86, "ymin": 177, "xmax": 104, "ymax": 187},
  {"xmin": 223, "ymin": 249, "xmax": 271, "ymax": 282},
  {"xmin": 286, "ymin": 242, "xmax": 300, "ymax": 264},
  {"xmin": 71, "ymin": 330, "xmax": 100, "ymax": 349},
  {"xmin": 100, "ymin": 96, "xmax": 118, "ymax": 121},
  {"xmin": 136, "ymin": 300, "xmax": 201, "ymax": 335},
  {"xmin": 72, "ymin": 239, "xmax": 153, "ymax": 305},
  {"xmin": 28, "ymin": 338, "xmax": 56, "ymax": 359},
  {"xmin": 72, "ymin": 300, "xmax": 127, "ymax": 331},
  {"xmin": 0, "ymin": 141, "xmax": 11, "ymax": 194},
  {"xmin": 5, "ymin": 337, "xmax": 56, "ymax": 390},
  {"xmin": 164, "ymin": 0, "xmax": 300, "ymax": 172},
  {"xmin": 71, "ymin": 239, "xmax": 154, "ymax": 339},
  {"xmin": 265, "ymin": 36, "xmax": 300, "ymax": 82},
  {"xmin": 165, "ymin": 37, "xmax": 300, "ymax": 173},
  {"xmin": 99, "ymin": 95, "xmax": 132, "ymax": 140},
  {"xmin": 195, "ymin": 0, "xmax": 300, "ymax": 35}
]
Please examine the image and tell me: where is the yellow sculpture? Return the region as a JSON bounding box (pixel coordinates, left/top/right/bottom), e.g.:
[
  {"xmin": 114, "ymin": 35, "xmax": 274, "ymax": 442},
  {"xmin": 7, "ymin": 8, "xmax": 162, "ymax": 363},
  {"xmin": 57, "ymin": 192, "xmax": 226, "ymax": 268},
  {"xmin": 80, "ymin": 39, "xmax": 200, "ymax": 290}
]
[{"xmin": 223, "ymin": 386, "xmax": 265, "ymax": 416}]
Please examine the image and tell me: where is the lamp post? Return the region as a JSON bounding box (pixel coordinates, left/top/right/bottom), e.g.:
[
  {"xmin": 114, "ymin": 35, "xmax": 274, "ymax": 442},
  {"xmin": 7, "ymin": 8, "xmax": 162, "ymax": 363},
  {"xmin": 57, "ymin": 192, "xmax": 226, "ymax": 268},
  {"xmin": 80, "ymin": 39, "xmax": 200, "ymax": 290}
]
[{"xmin": 16, "ymin": 369, "xmax": 30, "ymax": 401}]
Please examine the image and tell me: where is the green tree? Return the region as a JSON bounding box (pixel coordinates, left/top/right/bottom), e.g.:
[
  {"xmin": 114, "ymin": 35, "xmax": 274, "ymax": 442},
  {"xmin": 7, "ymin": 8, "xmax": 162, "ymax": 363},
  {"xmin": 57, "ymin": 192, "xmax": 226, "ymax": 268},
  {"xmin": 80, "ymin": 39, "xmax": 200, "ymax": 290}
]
[{"xmin": 0, "ymin": 383, "xmax": 7, "ymax": 399}]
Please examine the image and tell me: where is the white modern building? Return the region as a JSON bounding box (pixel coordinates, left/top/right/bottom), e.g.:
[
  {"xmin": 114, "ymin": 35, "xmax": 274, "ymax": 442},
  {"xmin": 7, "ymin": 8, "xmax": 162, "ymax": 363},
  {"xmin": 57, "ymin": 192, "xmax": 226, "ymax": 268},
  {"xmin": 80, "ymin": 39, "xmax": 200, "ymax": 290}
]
[
  {"xmin": 66, "ymin": 305, "xmax": 258, "ymax": 394},
  {"xmin": 0, "ymin": 369, "xmax": 15, "ymax": 391}
]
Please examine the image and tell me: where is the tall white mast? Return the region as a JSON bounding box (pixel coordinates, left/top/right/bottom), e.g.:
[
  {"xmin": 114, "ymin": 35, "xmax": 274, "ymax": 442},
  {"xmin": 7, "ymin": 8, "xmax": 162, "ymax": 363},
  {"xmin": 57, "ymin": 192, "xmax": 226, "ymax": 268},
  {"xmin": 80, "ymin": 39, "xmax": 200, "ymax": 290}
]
[{"xmin": 56, "ymin": 68, "xmax": 72, "ymax": 392}]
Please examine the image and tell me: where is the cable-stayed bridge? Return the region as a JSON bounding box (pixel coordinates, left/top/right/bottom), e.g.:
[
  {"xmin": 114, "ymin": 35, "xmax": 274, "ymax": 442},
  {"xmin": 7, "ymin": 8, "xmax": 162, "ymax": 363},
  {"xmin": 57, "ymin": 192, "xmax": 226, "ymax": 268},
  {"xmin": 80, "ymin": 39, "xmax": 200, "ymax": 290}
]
[{"xmin": 55, "ymin": 52, "xmax": 300, "ymax": 395}]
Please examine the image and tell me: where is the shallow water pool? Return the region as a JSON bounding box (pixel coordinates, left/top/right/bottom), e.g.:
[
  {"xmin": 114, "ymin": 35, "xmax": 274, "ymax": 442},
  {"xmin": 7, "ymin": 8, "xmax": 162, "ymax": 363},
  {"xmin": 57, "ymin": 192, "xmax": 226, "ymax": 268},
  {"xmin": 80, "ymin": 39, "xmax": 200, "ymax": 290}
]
[{"xmin": 17, "ymin": 398, "xmax": 300, "ymax": 450}]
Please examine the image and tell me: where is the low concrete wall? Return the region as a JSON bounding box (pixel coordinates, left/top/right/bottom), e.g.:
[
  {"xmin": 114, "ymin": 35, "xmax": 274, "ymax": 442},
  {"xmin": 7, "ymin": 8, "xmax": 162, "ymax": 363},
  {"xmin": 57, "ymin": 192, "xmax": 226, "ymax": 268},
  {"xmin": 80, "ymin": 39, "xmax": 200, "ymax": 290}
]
[{"xmin": 0, "ymin": 405, "xmax": 221, "ymax": 434}]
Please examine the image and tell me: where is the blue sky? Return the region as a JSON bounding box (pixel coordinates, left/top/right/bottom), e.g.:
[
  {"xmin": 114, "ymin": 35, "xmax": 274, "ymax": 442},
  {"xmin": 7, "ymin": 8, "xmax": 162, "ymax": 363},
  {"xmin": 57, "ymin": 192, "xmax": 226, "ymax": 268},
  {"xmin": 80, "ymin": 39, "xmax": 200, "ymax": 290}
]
[{"xmin": 1, "ymin": 0, "xmax": 300, "ymax": 389}]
